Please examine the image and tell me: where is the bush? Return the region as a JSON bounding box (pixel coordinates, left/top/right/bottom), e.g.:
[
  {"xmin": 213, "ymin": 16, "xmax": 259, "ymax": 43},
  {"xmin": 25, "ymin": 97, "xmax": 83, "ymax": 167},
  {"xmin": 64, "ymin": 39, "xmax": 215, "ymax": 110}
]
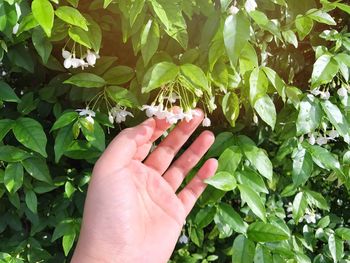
[{"xmin": 0, "ymin": 0, "xmax": 350, "ymax": 262}]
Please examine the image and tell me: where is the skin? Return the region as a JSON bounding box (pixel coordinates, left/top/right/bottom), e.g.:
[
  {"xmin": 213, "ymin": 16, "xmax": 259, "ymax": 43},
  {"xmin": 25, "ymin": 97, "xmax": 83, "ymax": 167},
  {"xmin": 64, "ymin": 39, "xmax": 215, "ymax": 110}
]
[{"xmin": 71, "ymin": 109, "xmax": 218, "ymax": 263}]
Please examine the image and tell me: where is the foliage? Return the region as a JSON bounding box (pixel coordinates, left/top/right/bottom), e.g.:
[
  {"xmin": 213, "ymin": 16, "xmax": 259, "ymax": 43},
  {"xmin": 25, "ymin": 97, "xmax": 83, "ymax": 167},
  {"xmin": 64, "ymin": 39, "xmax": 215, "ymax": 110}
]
[{"xmin": 0, "ymin": 0, "xmax": 350, "ymax": 262}]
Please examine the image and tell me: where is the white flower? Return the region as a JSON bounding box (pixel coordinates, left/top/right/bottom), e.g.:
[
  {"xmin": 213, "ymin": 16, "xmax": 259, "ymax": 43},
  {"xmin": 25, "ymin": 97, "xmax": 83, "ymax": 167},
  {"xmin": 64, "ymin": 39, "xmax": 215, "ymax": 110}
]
[
  {"xmin": 64, "ymin": 58, "xmax": 73, "ymax": 69},
  {"xmin": 76, "ymin": 108, "xmax": 96, "ymax": 118},
  {"xmin": 165, "ymin": 92, "xmax": 180, "ymax": 103},
  {"xmin": 86, "ymin": 50, "xmax": 100, "ymax": 66},
  {"xmin": 311, "ymin": 88, "xmax": 321, "ymax": 96},
  {"xmin": 108, "ymin": 113, "xmax": 114, "ymax": 124},
  {"xmin": 85, "ymin": 115, "xmax": 94, "ymax": 124},
  {"xmin": 308, "ymin": 133, "xmax": 316, "ymax": 145},
  {"xmin": 229, "ymin": 5, "xmax": 239, "ymax": 15},
  {"xmin": 253, "ymin": 113, "xmax": 259, "ymax": 124},
  {"xmin": 202, "ymin": 116, "xmax": 211, "ymax": 127},
  {"xmin": 166, "ymin": 111, "xmax": 179, "ymax": 125},
  {"xmin": 328, "ymin": 129, "xmax": 339, "ymax": 139},
  {"xmin": 62, "ymin": 49, "xmax": 72, "ymax": 59},
  {"xmin": 208, "ymin": 96, "xmax": 217, "ymax": 111},
  {"xmin": 15, "ymin": 3, "xmax": 22, "ymax": 19},
  {"xmin": 316, "ymin": 136, "xmax": 328, "ymax": 146},
  {"xmin": 111, "ymin": 107, "xmax": 134, "ymax": 123},
  {"xmin": 244, "ymin": 0, "xmax": 257, "ymax": 12},
  {"xmin": 337, "ymin": 199, "xmax": 343, "ymax": 206},
  {"xmin": 337, "ymin": 87, "xmax": 348, "ymax": 97},
  {"xmin": 12, "ymin": 23, "xmax": 19, "ymax": 35},
  {"xmin": 71, "ymin": 57, "xmax": 82, "ymax": 69},
  {"xmin": 178, "ymin": 234, "xmax": 188, "ymax": 244},
  {"xmin": 303, "ymin": 208, "xmax": 321, "ymax": 224},
  {"xmin": 285, "ymin": 202, "xmax": 293, "ymax": 213},
  {"xmin": 141, "ymin": 105, "xmax": 157, "ymax": 117},
  {"xmin": 320, "ymin": 91, "xmax": 330, "ymax": 100}
]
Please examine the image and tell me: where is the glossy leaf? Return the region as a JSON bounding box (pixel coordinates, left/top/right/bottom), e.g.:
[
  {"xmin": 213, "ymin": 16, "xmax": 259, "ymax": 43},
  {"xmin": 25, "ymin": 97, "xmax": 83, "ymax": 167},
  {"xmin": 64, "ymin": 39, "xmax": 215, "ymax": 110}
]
[
  {"xmin": 224, "ymin": 12, "xmax": 250, "ymax": 66},
  {"xmin": 64, "ymin": 73, "xmax": 106, "ymax": 88},
  {"xmin": 13, "ymin": 118, "xmax": 47, "ymax": 157},
  {"xmin": 238, "ymin": 184, "xmax": 266, "ymax": 222}
]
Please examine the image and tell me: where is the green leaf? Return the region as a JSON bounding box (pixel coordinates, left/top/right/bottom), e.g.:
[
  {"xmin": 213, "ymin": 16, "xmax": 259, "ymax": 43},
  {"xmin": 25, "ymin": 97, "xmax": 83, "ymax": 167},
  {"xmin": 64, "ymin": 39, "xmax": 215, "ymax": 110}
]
[
  {"xmin": 292, "ymin": 148, "xmax": 313, "ymax": 187},
  {"xmin": 254, "ymin": 95, "xmax": 276, "ymax": 129},
  {"xmin": 32, "ymin": 27, "xmax": 53, "ymax": 64},
  {"xmin": 13, "ymin": 118, "xmax": 47, "ymax": 157},
  {"xmin": 64, "ymin": 73, "xmax": 106, "ymax": 88},
  {"xmin": 17, "ymin": 13, "xmax": 39, "ymax": 36},
  {"xmin": 328, "ymin": 234, "xmax": 343, "ymax": 263},
  {"xmin": 25, "ymin": 190, "xmax": 37, "ymax": 213},
  {"xmin": 0, "ymin": 119, "xmax": 14, "ymax": 141},
  {"xmin": 68, "ymin": 27, "xmax": 92, "ymax": 49},
  {"xmin": 307, "ymin": 9, "xmax": 336, "ymax": 25},
  {"xmin": 334, "ymin": 3, "xmax": 350, "ymax": 15},
  {"xmin": 292, "ymin": 192, "xmax": 307, "ymax": 223},
  {"xmin": 149, "ymin": 0, "xmax": 188, "ymax": 49},
  {"xmin": 130, "ymin": 0, "xmax": 145, "ymax": 26},
  {"xmin": 142, "ymin": 62, "xmax": 179, "ymax": 93},
  {"xmin": 296, "ymin": 95, "xmax": 322, "ymax": 135},
  {"xmin": 194, "ymin": 206, "xmax": 216, "ymax": 229},
  {"xmin": 0, "ymin": 81, "xmax": 20, "ymax": 102},
  {"xmin": 295, "ymin": 15, "xmax": 314, "ymax": 40},
  {"xmin": 103, "ymin": 66, "xmax": 135, "ymax": 85},
  {"xmin": 254, "ymin": 245, "xmax": 273, "ymax": 263},
  {"xmin": 4, "ymin": 163, "xmax": 23, "ymax": 193},
  {"xmin": 222, "ymin": 92, "xmax": 240, "ymax": 127},
  {"xmin": 107, "ymin": 86, "xmax": 139, "ymax": 108},
  {"xmin": 205, "ymin": 171, "xmax": 237, "ymax": 191},
  {"xmin": 217, "ymin": 146, "xmax": 242, "ymax": 173},
  {"xmin": 22, "ymin": 157, "xmax": 52, "ymax": 184},
  {"xmin": 261, "ymin": 67, "xmax": 285, "ymax": 100},
  {"xmin": 282, "ymin": 30, "xmax": 298, "ymax": 48},
  {"xmin": 302, "ymin": 143, "xmax": 340, "ymax": 171},
  {"xmin": 223, "ymin": 12, "xmax": 250, "ymax": 66},
  {"xmin": 249, "ymin": 68, "xmax": 268, "ymax": 105},
  {"xmin": 335, "ymin": 228, "xmax": 350, "ymax": 241},
  {"xmin": 54, "ymin": 125, "xmax": 74, "ymax": 163},
  {"xmin": 236, "ymin": 168, "xmax": 268, "ymax": 194},
  {"xmin": 232, "ymin": 235, "xmax": 255, "ymax": 263},
  {"xmin": 320, "ymin": 100, "xmax": 350, "ymax": 144},
  {"xmin": 247, "ymin": 222, "xmax": 290, "ymax": 242},
  {"xmin": 31, "ymin": 0, "xmax": 54, "ymax": 37},
  {"xmin": 311, "ymin": 54, "xmax": 339, "ymax": 88},
  {"xmin": 180, "ymin": 64, "xmax": 210, "ymax": 93},
  {"xmin": 0, "ymin": 146, "xmax": 30, "ymax": 162},
  {"xmin": 238, "ymin": 184, "xmax": 266, "ymax": 222},
  {"xmin": 304, "ymin": 189, "xmax": 329, "ymax": 211},
  {"xmin": 80, "ymin": 121, "xmax": 105, "ymax": 152},
  {"xmin": 216, "ymin": 203, "xmax": 247, "ymax": 234},
  {"xmin": 141, "ymin": 19, "xmax": 160, "ymax": 66},
  {"xmin": 63, "ymin": 233, "xmax": 76, "ymax": 256},
  {"xmin": 237, "ymin": 135, "xmax": 273, "ymax": 181},
  {"xmin": 52, "ymin": 219, "xmax": 75, "ymax": 242},
  {"xmin": 51, "ymin": 112, "xmax": 79, "ymax": 131},
  {"xmin": 55, "ymin": 6, "xmax": 88, "ymax": 31}
]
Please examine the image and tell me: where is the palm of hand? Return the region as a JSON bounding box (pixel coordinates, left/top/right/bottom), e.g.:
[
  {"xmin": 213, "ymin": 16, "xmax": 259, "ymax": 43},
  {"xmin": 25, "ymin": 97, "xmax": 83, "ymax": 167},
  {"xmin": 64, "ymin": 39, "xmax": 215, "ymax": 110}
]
[{"xmin": 73, "ymin": 112, "xmax": 217, "ymax": 263}]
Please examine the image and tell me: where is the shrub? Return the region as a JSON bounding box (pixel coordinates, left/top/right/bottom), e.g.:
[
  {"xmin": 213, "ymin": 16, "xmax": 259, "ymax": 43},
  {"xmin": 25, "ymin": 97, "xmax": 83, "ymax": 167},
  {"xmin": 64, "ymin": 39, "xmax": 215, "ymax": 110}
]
[{"xmin": 0, "ymin": 0, "xmax": 350, "ymax": 262}]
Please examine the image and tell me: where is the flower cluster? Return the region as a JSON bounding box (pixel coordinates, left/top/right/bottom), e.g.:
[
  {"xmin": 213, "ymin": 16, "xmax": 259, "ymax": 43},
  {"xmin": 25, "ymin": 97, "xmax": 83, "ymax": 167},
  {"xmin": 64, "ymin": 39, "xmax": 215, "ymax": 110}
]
[
  {"xmin": 141, "ymin": 104, "xmax": 211, "ymax": 127},
  {"xmin": 285, "ymin": 202, "xmax": 321, "ymax": 224},
  {"xmin": 307, "ymin": 129, "xmax": 339, "ymax": 146},
  {"xmin": 76, "ymin": 108, "xmax": 96, "ymax": 124},
  {"xmin": 311, "ymin": 88, "xmax": 330, "ymax": 100},
  {"xmin": 62, "ymin": 49, "xmax": 100, "ymax": 70},
  {"xmin": 109, "ymin": 106, "xmax": 134, "ymax": 124}
]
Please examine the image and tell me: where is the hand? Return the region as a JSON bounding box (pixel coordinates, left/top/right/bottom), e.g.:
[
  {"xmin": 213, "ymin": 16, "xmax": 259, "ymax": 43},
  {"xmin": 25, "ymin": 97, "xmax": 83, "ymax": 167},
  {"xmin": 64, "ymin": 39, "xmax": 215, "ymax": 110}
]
[{"xmin": 72, "ymin": 110, "xmax": 218, "ymax": 263}]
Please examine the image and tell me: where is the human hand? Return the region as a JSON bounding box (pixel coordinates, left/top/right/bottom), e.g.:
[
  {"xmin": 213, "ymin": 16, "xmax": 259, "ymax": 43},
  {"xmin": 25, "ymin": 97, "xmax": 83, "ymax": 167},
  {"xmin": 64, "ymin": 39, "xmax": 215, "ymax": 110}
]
[{"xmin": 71, "ymin": 110, "xmax": 218, "ymax": 263}]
